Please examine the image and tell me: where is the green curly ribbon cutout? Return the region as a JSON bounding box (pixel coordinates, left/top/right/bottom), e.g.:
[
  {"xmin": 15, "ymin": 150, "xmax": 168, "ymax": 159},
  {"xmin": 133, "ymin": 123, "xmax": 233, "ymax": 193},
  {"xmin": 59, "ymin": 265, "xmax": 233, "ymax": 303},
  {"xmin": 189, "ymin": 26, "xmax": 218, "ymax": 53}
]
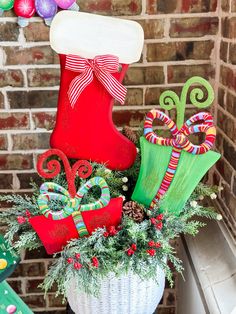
[{"xmin": 159, "ymin": 76, "xmax": 214, "ymax": 129}]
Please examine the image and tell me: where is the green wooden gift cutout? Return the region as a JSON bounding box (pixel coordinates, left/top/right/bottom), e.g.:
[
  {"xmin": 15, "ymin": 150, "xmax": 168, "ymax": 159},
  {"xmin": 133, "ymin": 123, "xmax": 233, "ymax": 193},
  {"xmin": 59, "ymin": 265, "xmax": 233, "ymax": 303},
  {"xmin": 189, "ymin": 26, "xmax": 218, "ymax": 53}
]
[{"xmin": 132, "ymin": 76, "xmax": 221, "ymax": 215}]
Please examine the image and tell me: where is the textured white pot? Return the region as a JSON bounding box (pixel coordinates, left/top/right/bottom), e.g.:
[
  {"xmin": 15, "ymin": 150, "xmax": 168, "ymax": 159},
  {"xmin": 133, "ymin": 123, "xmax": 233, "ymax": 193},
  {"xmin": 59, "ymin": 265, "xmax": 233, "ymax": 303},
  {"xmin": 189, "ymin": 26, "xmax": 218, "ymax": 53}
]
[{"xmin": 67, "ymin": 266, "xmax": 165, "ymax": 314}]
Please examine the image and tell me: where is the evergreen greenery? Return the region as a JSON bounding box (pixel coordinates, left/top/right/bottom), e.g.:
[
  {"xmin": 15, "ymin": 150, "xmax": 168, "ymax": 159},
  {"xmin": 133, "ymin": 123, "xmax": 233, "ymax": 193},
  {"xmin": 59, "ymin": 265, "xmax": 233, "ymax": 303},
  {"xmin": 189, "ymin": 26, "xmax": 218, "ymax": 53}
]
[{"xmin": 0, "ymin": 158, "xmax": 220, "ymax": 297}]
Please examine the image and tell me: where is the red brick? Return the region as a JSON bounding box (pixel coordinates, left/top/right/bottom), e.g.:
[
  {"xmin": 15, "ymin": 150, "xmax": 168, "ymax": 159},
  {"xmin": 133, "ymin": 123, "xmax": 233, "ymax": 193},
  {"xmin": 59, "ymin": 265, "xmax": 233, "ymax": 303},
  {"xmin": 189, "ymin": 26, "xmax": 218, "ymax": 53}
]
[
  {"xmin": 7, "ymin": 90, "xmax": 58, "ymax": 109},
  {"xmin": 0, "ymin": 92, "xmax": 4, "ymax": 109},
  {"xmin": 146, "ymin": 0, "xmax": 178, "ymax": 14},
  {"xmin": 11, "ymin": 262, "xmax": 46, "ymax": 277},
  {"xmin": 47, "ymin": 294, "xmax": 64, "ymax": 308},
  {"xmin": 216, "ymin": 158, "xmax": 233, "ymax": 185},
  {"xmin": 0, "ymin": 70, "xmax": 24, "ymax": 87},
  {"xmin": 20, "ymin": 295, "xmax": 46, "ymax": 309},
  {"xmin": 0, "ymin": 23, "xmax": 19, "ymax": 41},
  {"xmin": 167, "ymin": 64, "xmax": 214, "ymax": 83},
  {"xmin": 145, "ymin": 87, "xmax": 160, "ymax": 107},
  {"xmin": 147, "ymin": 41, "xmax": 214, "ymax": 62},
  {"xmin": 0, "ymin": 135, "xmax": 8, "ymax": 150},
  {"xmin": 7, "ymin": 280, "xmax": 23, "ymax": 294},
  {"xmin": 27, "ymin": 69, "xmax": 60, "ymax": 87},
  {"xmin": 220, "ymin": 65, "xmax": 236, "ymax": 92},
  {"xmin": 220, "ymin": 185, "xmax": 236, "ymax": 220},
  {"xmin": 0, "ymin": 174, "xmax": 12, "ymax": 189},
  {"xmin": 180, "ymin": 0, "xmax": 217, "ymax": 13},
  {"xmin": 17, "ymin": 172, "xmax": 42, "ymax": 189},
  {"xmin": 215, "ymin": 131, "xmax": 223, "ymax": 153},
  {"xmin": 222, "ymin": 17, "xmax": 236, "ymax": 39},
  {"xmin": 78, "ymin": 0, "xmax": 142, "ymax": 15},
  {"xmin": 24, "ymin": 22, "xmax": 50, "ymax": 41},
  {"xmin": 221, "ymin": 0, "xmax": 229, "ymax": 11},
  {"xmin": 227, "ymin": 92, "xmax": 236, "ymax": 117},
  {"xmin": 170, "ymin": 17, "xmax": 218, "ymax": 38},
  {"xmin": 232, "ymin": 0, "xmax": 236, "ymax": 12},
  {"xmin": 113, "ymin": 110, "xmax": 146, "ymax": 127},
  {"xmin": 12, "ymin": 133, "xmax": 50, "ymax": 150},
  {"xmin": 233, "ymin": 174, "xmax": 236, "ymax": 196},
  {"xmin": 229, "ymin": 43, "xmax": 236, "ymax": 65},
  {"xmin": 0, "ymin": 154, "xmax": 33, "ymax": 170},
  {"xmin": 217, "ymin": 109, "xmax": 236, "ymax": 143},
  {"xmin": 24, "ymin": 247, "xmax": 51, "ymax": 259},
  {"xmin": 163, "ymin": 289, "xmax": 176, "ymax": 306},
  {"xmin": 218, "ymin": 87, "xmax": 226, "ymax": 109},
  {"xmin": 4, "ymin": 46, "xmax": 59, "ymax": 65},
  {"xmin": 32, "ymin": 112, "xmax": 56, "ymax": 130},
  {"xmin": 223, "ymin": 138, "xmax": 236, "ymax": 169},
  {"xmin": 124, "ymin": 67, "xmax": 164, "ymax": 85},
  {"xmin": 25, "ymin": 279, "xmax": 44, "ymax": 293},
  {"xmin": 0, "ymin": 113, "xmax": 30, "ymax": 130},
  {"xmin": 147, "ymin": 0, "xmax": 217, "ymax": 14},
  {"xmin": 122, "ymin": 88, "xmax": 143, "ymax": 106},
  {"xmin": 136, "ymin": 19, "xmax": 164, "ymax": 39},
  {"xmin": 220, "ymin": 41, "xmax": 228, "ymax": 63}
]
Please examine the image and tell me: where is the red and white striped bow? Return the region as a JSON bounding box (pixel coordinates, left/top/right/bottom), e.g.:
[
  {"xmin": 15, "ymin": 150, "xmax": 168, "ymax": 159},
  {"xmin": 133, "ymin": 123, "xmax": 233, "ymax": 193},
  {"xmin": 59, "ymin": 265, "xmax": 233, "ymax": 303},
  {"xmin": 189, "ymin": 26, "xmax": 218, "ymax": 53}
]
[{"xmin": 65, "ymin": 54, "xmax": 127, "ymax": 107}]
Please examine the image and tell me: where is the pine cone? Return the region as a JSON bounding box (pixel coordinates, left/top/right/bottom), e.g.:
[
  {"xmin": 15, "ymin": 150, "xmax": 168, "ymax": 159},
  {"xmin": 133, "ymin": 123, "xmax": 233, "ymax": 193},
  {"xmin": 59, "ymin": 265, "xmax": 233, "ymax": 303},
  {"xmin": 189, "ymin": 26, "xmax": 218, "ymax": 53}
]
[
  {"xmin": 122, "ymin": 201, "xmax": 145, "ymax": 223},
  {"xmin": 122, "ymin": 126, "xmax": 138, "ymax": 144}
]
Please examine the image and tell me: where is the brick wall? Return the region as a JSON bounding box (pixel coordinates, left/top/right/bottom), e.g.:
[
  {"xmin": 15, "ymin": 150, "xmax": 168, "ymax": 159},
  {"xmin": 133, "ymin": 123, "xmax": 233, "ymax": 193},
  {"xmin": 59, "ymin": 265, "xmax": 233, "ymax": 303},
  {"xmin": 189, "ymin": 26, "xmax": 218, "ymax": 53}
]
[
  {"xmin": 0, "ymin": 0, "xmax": 234, "ymax": 313},
  {"xmin": 213, "ymin": 0, "xmax": 236, "ymax": 241}
]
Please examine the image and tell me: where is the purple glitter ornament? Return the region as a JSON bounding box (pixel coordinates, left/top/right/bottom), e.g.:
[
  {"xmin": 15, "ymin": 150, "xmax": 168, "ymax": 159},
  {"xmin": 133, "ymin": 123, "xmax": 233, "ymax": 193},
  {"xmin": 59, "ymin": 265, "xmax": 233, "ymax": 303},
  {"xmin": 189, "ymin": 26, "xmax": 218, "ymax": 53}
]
[{"xmin": 35, "ymin": 0, "xmax": 57, "ymax": 25}]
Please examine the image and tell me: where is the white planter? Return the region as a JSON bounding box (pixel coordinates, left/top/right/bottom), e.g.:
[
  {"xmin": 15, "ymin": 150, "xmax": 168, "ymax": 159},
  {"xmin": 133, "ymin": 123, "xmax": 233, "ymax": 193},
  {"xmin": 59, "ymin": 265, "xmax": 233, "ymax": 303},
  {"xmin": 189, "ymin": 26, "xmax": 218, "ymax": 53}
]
[{"xmin": 67, "ymin": 266, "xmax": 165, "ymax": 314}]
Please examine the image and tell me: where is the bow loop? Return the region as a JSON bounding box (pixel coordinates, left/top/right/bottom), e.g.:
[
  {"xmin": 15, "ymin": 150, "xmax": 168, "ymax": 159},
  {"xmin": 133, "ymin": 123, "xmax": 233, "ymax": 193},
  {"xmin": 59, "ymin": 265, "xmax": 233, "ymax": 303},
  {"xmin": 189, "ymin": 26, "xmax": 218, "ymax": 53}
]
[
  {"xmin": 65, "ymin": 54, "xmax": 127, "ymax": 107},
  {"xmin": 37, "ymin": 177, "xmax": 111, "ymax": 237},
  {"xmin": 94, "ymin": 54, "xmax": 120, "ymax": 72},
  {"xmin": 144, "ymin": 109, "xmax": 216, "ymax": 154}
]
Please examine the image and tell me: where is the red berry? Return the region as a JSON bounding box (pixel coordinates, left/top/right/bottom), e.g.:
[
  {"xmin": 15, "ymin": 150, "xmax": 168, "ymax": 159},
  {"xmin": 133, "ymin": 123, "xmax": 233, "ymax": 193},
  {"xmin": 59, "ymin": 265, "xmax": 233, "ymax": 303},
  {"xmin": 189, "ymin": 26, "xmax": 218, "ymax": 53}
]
[
  {"xmin": 156, "ymin": 214, "xmax": 164, "ymax": 220},
  {"xmin": 146, "ymin": 249, "xmax": 156, "ymax": 256},
  {"xmin": 17, "ymin": 216, "xmax": 26, "ymax": 224},
  {"xmin": 103, "ymin": 232, "xmax": 109, "ymax": 237},
  {"xmin": 156, "ymin": 222, "xmax": 163, "ymax": 230},
  {"xmin": 67, "ymin": 257, "xmax": 74, "ymax": 264},
  {"xmin": 148, "ymin": 240, "xmax": 155, "ymax": 247},
  {"xmin": 92, "ymin": 257, "xmax": 99, "ymax": 268},
  {"xmin": 75, "ymin": 253, "xmax": 81, "ymax": 260},
  {"xmin": 74, "ymin": 262, "xmax": 82, "ymax": 270},
  {"xmin": 131, "ymin": 243, "xmax": 137, "ymax": 251},
  {"xmin": 155, "ymin": 242, "xmax": 161, "ymax": 248},
  {"xmin": 109, "ymin": 226, "xmax": 118, "ymax": 236},
  {"xmin": 150, "ymin": 218, "xmax": 156, "ymax": 224},
  {"xmin": 25, "ymin": 210, "xmax": 31, "ymax": 218},
  {"xmin": 127, "ymin": 248, "xmax": 134, "ymax": 256}
]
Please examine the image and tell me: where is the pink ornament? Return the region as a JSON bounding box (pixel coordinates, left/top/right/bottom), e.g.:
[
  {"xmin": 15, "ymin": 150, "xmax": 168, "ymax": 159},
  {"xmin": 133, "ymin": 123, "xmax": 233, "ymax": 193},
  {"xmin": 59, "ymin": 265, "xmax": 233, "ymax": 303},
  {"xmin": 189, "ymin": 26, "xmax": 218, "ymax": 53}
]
[
  {"xmin": 14, "ymin": 0, "xmax": 35, "ymax": 27},
  {"xmin": 35, "ymin": 0, "xmax": 57, "ymax": 26},
  {"xmin": 6, "ymin": 305, "xmax": 17, "ymax": 314},
  {"xmin": 54, "ymin": 0, "xmax": 79, "ymax": 10}
]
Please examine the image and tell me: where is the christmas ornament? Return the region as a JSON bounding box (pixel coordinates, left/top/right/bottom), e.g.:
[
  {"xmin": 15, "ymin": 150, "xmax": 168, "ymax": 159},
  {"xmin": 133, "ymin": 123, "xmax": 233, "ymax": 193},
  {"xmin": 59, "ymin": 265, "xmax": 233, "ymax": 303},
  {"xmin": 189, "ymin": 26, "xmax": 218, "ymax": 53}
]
[
  {"xmin": 0, "ymin": 235, "xmax": 19, "ymax": 282},
  {"xmin": 0, "ymin": 281, "xmax": 33, "ymax": 313},
  {"xmin": 0, "ymin": 0, "xmax": 14, "ymax": 16},
  {"xmin": 14, "ymin": 0, "xmax": 35, "ymax": 27},
  {"xmin": 6, "ymin": 304, "xmax": 17, "ymax": 314},
  {"xmin": 30, "ymin": 149, "xmax": 123, "ymax": 254},
  {"xmin": 122, "ymin": 201, "xmax": 145, "ymax": 223},
  {"xmin": 0, "ymin": 259, "xmax": 7, "ymax": 270},
  {"xmin": 54, "ymin": 0, "xmax": 79, "ymax": 10},
  {"xmin": 132, "ymin": 76, "xmax": 221, "ymax": 214},
  {"xmin": 35, "ymin": 0, "xmax": 57, "ymax": 26},
  {"xmin": 49, "ymin": 11, "xmax": 144, "ymax": 170}
]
